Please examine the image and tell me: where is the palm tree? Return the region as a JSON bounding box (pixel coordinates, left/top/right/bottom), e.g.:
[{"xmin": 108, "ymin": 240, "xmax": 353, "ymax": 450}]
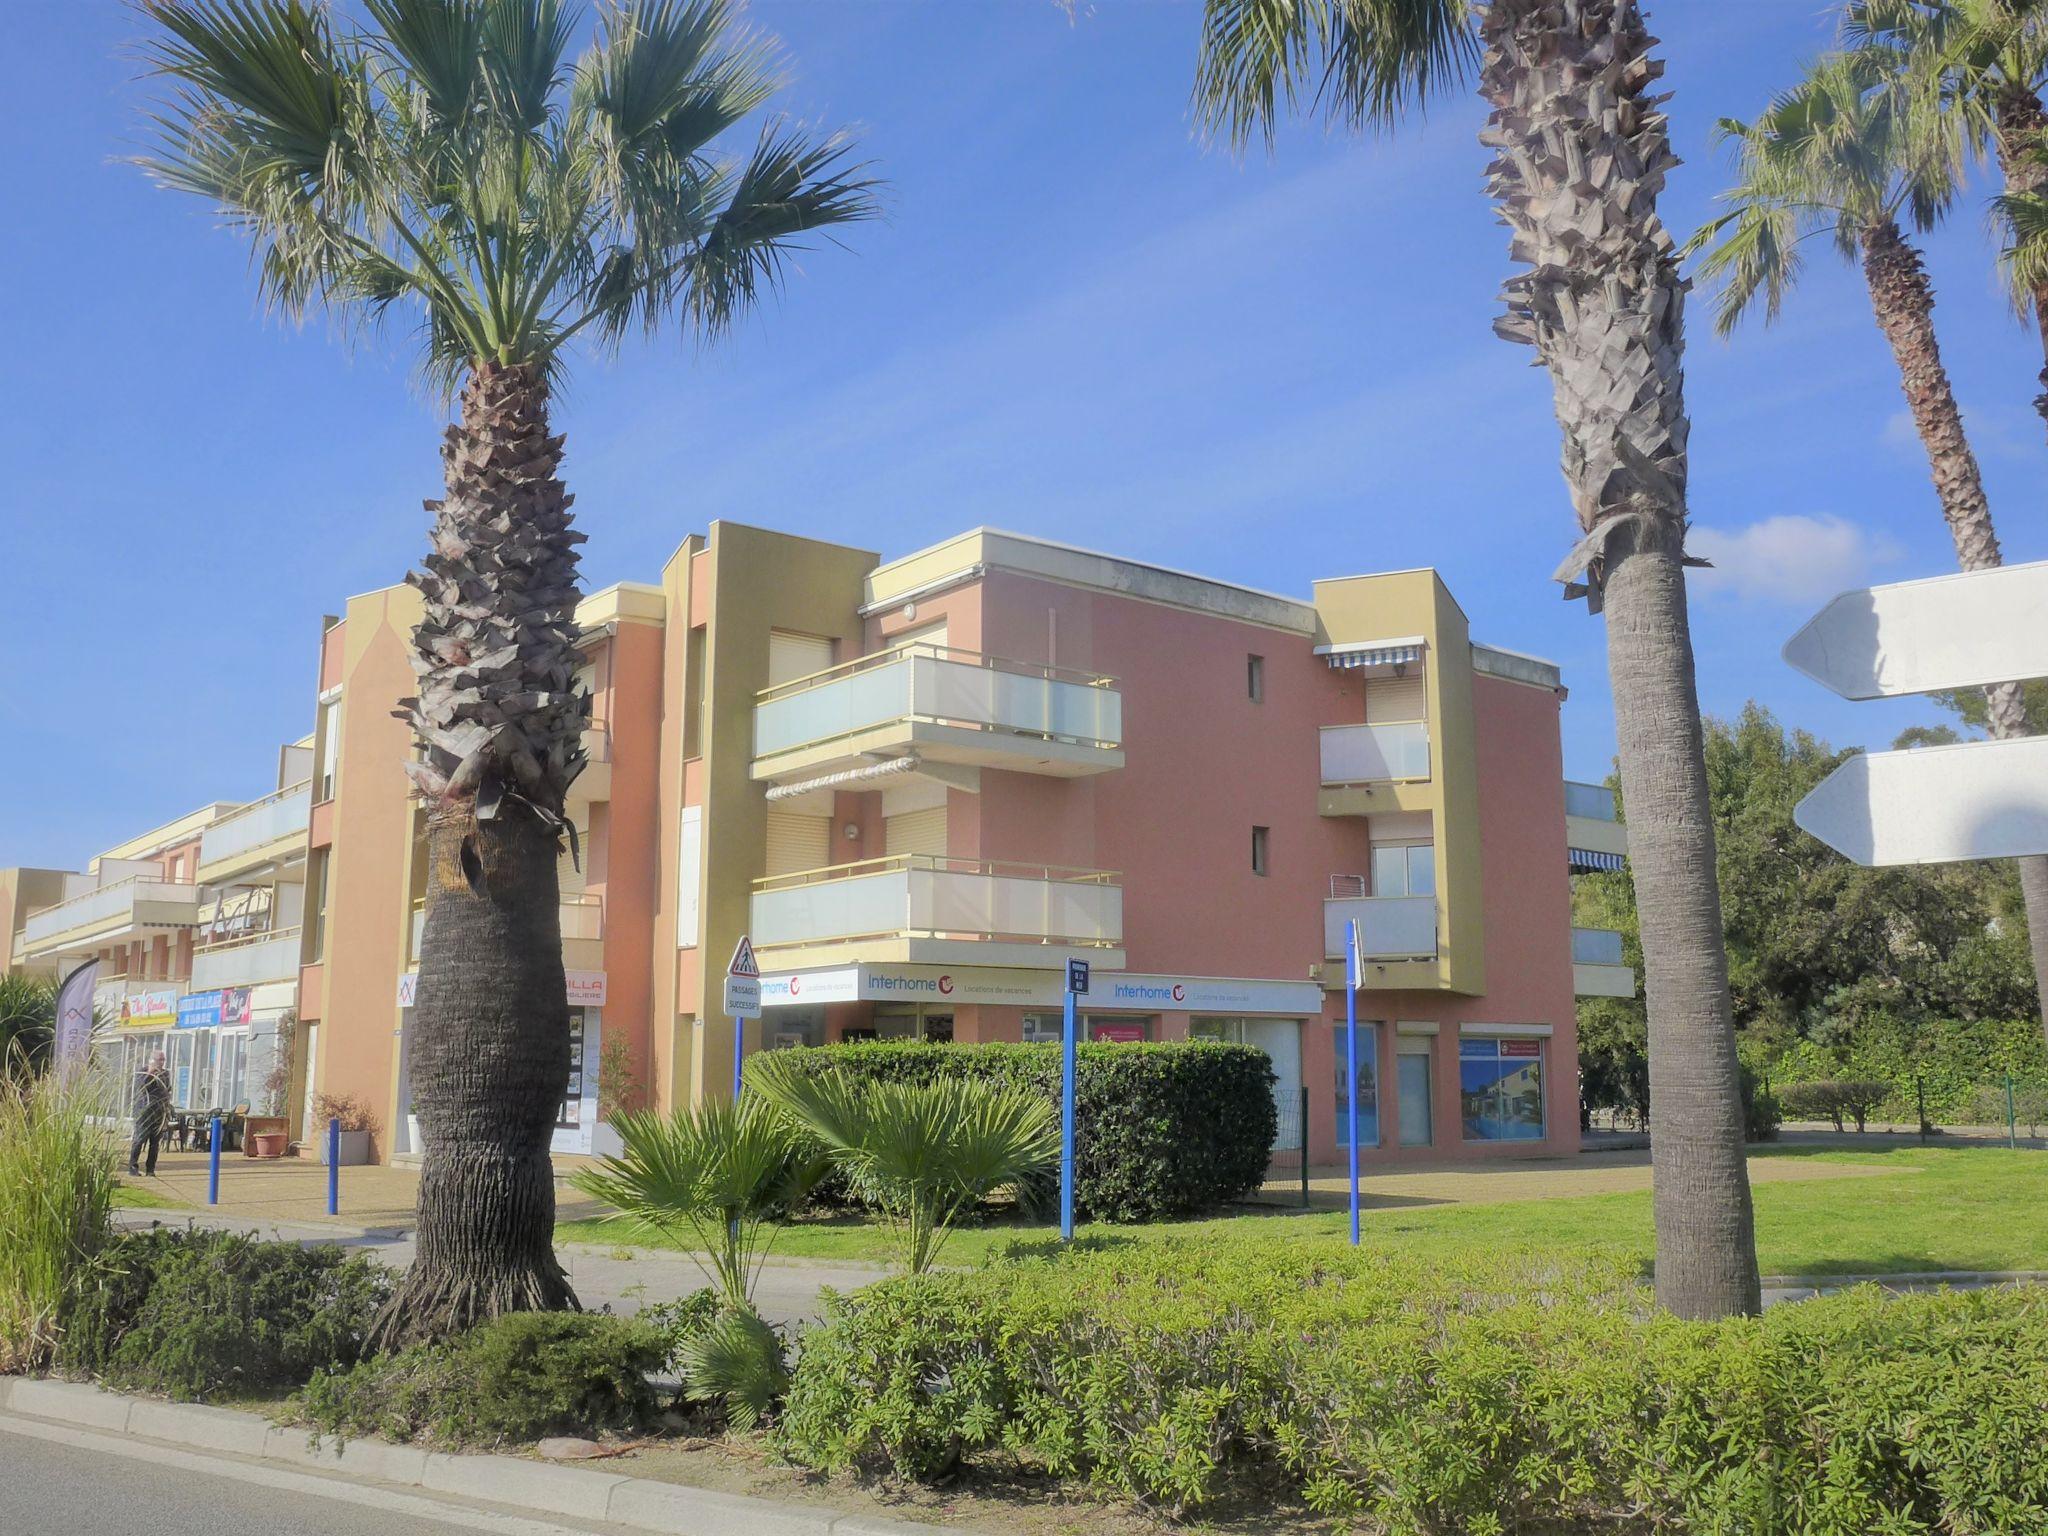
[
  {"xmin": 1193, "ymin": 0, "xmax": 1760, "ymax": 1317},
  {"xmin": 137, "ymin": 0, "xmax": 876, "ymax": 1348},
  {"xmin": 571, "ymin": 1096, "xmax": 826, "ymax": 1309},
  {"xmin": 1689, "ymin": 53, "xmax": 2048, "ymax": 1052},
  {"xmin": 1848, "ymin": 1, "xmax": 2048, "ymax": 425},
  {"xmin": 748, "ymin": 1059, "xmax": 1060, "ymax": 1275}
]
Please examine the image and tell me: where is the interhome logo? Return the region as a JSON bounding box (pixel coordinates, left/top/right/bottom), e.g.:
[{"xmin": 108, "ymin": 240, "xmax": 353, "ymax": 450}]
[
  {"xmin": 869, "ymin": 973, "xmax": 953, "ymax": 995},
  {"xmin": 1112, "ymin": 982, "xmax": 1185, "ymax": 1003}
]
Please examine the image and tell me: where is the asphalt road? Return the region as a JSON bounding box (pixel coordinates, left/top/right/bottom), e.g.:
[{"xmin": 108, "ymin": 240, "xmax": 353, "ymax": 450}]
[{"xmin": 0, "ymin": 1416, "xmax": 622, "ymax": 1536}]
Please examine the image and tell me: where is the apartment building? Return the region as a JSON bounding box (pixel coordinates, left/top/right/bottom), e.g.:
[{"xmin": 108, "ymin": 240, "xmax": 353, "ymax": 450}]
[
  {"xmin": 288, "ymin": 522, "xmax": 1630, "ymax": 1167},
  {"xmin": 5, "ymin": 737, "xmax": 313, "ymax": 1119}
]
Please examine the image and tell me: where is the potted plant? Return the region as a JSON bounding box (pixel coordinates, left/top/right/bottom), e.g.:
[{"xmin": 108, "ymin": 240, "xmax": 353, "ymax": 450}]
[
  {"xmin": 245, "ymin": 1010, "xmax": 294, "ymax": 1158},
  {"xmin": 312, "ymin": 1092, "xmax": 376, "ymax": 1166}
]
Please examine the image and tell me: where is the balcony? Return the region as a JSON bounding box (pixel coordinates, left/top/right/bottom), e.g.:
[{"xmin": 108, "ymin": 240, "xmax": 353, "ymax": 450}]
[
  {"xmin": 1566, "ymin": 780, "xmax": 1628, "ymax": 871},
  {"xmin": 1572, "ymin": 926, "xmax": 1634, "ymax": 998},
  {"xmin": 197, "ymin": 781, "xmax": 311, "ymax": 881},
  {"xmin": 751, "ymin": 855, "xmax": 1124, "ymax": 970},
  {"xmin": 1319, "ymin": 722, "xmax": 1430, "ymax": 785},
  {"xmin": 1323, "ymin": 895, "xmax": 1438, "ymax": 966},
  {"xmin": 20, "ymin": 877, "xmax": 201, "ymax": 958},
  {"xmin": 566, "ymin": 724, "xmax": 613, "ymax": 805},
  {"xmin": 752, "ymin": 645, "xmax": 1123, "ymax": 787},
  {"xmin": 192, "ymin": 926, "xmax": 304, "ymax": 990}
]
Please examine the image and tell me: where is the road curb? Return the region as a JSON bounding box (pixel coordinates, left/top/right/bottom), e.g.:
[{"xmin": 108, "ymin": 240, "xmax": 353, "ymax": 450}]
[{"xmin": 0, "ymin": 1378, "xmax": 965, "ymax": 1534}]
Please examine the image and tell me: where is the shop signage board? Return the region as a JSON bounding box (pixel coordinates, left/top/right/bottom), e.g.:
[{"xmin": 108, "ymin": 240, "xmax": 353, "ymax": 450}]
[
  {"xmin": 758, "ymin": 964, "xmax": 1323, "ymax": 1015},
  {"xmin": 1787, "ymin": 568, "xmax": 2048, "ymax": 866},
  {"xmin": 177, "ymin": 992, "xmax": 223, "ymax": 1030},
  {"xmin": 122, "ymin": 989, "xmax": 178, "ymax": 1029}
]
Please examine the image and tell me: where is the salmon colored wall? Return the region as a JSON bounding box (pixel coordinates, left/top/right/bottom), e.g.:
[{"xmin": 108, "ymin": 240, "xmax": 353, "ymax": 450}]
[
  {"xmin": 315, "ymin": 587, "xmax": 421, "ymax": 1163},
  {"xmin": 590, "ymin": 620, "xmax": 664, "ymax": 1116},
  {"xmin": 964, "ymin": 571, "xmax": 1374, "ymax": 979}
]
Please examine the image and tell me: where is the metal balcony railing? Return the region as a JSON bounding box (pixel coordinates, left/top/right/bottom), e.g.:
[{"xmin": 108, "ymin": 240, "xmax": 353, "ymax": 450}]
[
  {"xmin": 21, "ymin": 876, "xmax": 200, "ymax": 948},
  {"xmin": 1323, "ymin": 895, "xmax": 1439, "ymax": 962},
  {"xmin": 1572, "ymin": 927, "xmax": 1626, "ymax": 966},
  {"xmin": 1565, "ymin": 781, "xmax": 1619, "ymax": 821},
  {"xmin": 192, "ymin": 925, "xmax": 304, "ymax": 989},
  {"xmin": 753, "ymin": 644, "xmax": 1121, "ymax": 760}
]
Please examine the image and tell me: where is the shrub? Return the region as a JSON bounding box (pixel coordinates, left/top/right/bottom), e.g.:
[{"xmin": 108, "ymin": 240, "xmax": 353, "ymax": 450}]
[
  {"xmin": 0, "ymin": 1066, "xmax": 116, "ymax": 1373},
  {"xmin": 748, "ymin": 1040, "xmax": 1276, "ymax": 1222},
  {"xmin": 1741, "ymin": 1062, "xmax": 1782, "ymax": 1141},
  {"xmin": 780, "ymin": 1239, "xmax": 2048, "ymax": 1527},
  {"xmin": 292, "ymin": 1311, "xmax": 663, "ymax": 1448},
  {"xmin": 1780, "ymin": 1078, "xmax": 1893, "ymax": 1133},
  {"xmin": 59, "ymin": 1227, "xmax": 390, "ymax": 1400},
  {"xmin": 310, "ymin": 1092, "xmax": 376, "ymax": 1134}
]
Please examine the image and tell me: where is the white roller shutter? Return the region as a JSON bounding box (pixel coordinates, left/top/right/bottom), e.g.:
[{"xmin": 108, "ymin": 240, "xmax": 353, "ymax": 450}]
[
  {"xmin": 884, "ymin": 805, "xmax": 948, "ymax": 858},
  {"xmin": 767, "ymin": 631, "xmax": 835, "ymax": 687},
  {"xmin": 1365, "ymin": 672, "xmax": 1427, "ymax": 724},
  {"xmin": 890, "ymin": 620, "xmax": 949, "ymax": 655},
  {"xmin": 764, "ymin": 811, "xmax": 831, "ymax": 877}
]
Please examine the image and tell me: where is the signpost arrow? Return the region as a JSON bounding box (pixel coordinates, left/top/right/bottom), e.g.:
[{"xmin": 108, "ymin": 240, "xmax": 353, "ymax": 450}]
[
  {"xmin": 1783, "ymin": 560, "xmax": 2048, "ymax": 700},
  {"xmin": 1794, "ymin": 736, "xmax": 2048, "ymax": 866}
]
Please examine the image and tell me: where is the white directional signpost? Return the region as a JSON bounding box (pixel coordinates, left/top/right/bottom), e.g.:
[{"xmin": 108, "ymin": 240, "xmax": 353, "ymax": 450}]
[
  {"xmin": 726, "ymin": 935, "xmax": 761, "ymax": 1098},
  {"xmin": 1787, "ymin": 562, "xmax": 2048, "ymax": 866}
]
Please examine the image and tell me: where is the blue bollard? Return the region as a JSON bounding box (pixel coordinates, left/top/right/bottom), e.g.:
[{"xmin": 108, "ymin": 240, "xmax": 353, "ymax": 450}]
[
  {"xmin": 207, "ymin": 1114, "xmax": 222, "ymax": 1206},
  {"xmin": 1059, "ymin": 987, "xmax": 1077, "ymax": 1243},
  {"xmin": 327, "ymin": 1117, "xmax": 340, "ymax": 1215}
]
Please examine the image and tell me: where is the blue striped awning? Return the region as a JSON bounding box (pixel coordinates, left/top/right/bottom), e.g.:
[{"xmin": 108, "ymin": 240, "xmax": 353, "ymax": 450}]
[
  {"xmin": 1569, "ymin": 848, "xmax": 1627, "ymax": 873},
  {"xmin": 1318, "ymin": 638, "xmax": 1424, "ymax": 671}
]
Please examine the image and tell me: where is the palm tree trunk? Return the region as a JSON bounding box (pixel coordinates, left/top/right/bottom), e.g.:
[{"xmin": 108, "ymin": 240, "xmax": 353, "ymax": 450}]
[
  {"xmin": 368, "ymin": 360, "xmax": 587, "ymax": 1350},
  {"xmin": 1859, "ymin": 217, "xmax": 2048, "ymax": 1050},
  {"xmin": 1479, "ymin": 0, "xmax": 1759, "ymax": 1319},
  {"xmin": 1991, "ymin": 87, "xmax": 2048, "ymax": 434}
]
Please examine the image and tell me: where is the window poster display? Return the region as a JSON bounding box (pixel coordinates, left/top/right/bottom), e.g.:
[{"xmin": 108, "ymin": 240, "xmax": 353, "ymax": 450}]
[
  {"xmin": 1459, "ymin": 1037, "xmax": 1544, "ymax": 1141},
  {"xmin": 551, "ymin": 1007, "xmax": 602, "ymax": 1155}
]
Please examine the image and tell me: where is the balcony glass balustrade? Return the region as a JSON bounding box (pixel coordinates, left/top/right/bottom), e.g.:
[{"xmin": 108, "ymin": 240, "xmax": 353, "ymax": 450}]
[
  {"xmin": 1322, "ymin": 895, "xmax": 1439, "ymax": 962},
  {"xmin": 1318, "ymin": 721, "xmax": 1431, "ymax": 784},
  {"xmin": 198, "ymin": 781, "xmax": 311, "ymax": 873},
  {"xmin": 751, "ymin": 855, "xmax": 1121, "ymax": 955}
]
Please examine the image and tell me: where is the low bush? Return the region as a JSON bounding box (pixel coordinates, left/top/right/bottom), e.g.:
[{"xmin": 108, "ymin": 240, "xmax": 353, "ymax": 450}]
[
  {"xmin": 1779, "ymin": 1077, "xmax": 1892, "ymax": 1133},
  {"xmin": 748, "ymin": 1040, "xmax": 1276, "ymax": 1222},
  {"xmin": 780, "ymin": 1239, "xmax": 2048, "ymax": 1528},
  {"xmin": 293, "ymin": 1311, "xmax": 663, "ymax": 1448},
  {"xmin": 60, "ymin": 1226, "xmax": 390, "ymax": 1400},
  {"xmin": 0, "ymin": 1066, "xmax": 116, "ymax": 1373}
]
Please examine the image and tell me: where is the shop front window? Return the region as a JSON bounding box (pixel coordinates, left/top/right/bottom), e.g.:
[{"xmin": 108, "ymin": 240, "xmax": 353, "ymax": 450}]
[
  {"xmin": 1022, "ymin": 1012, "xmax": 1063, "ymax": 1044},
  {"xmin": 1333, "ymin": 1021, "xmax": 1380, "ymax": 1147},
  {"xmin": 1460, "ymin": 1037, "xmax": 1545, "ymax": 1141}
]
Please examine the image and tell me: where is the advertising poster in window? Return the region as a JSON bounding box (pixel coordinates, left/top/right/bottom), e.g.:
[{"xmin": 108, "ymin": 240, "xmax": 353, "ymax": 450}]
[{"xmin": 551, "ymin": 1009, "xmax": 600, "ymax": 1155}]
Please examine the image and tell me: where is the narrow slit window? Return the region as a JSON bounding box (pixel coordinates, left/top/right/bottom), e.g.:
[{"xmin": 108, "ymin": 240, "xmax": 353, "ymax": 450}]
[
  {"xmin": 1247, "ymin": 654, "xmax": 1265, "ymax": 702},
  {"xmin": 1252, "ymin": 825, "xmax": 1270, "ymax": 876}
]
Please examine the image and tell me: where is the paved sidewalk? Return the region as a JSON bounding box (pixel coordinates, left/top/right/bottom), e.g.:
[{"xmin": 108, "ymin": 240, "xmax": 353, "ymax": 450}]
[{"xmin": 116, "ymin": 1197, "xmax": 888, "ymax": 1329}]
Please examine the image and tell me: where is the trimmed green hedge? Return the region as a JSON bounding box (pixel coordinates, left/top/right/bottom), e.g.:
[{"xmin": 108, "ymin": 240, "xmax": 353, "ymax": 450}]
[
  {"xmin": 746, "ymin": 1040, "xmax": 1276, "ymax": 1223},
  {"xmin": 780, "ymin": 1239, "xmax": 2048, "ymax": 1528}
]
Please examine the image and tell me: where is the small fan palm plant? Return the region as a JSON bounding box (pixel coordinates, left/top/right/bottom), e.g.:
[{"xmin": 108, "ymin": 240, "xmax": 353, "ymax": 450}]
[
  {"xmin": 1193, "ymin": 0, "xmax": 1761, "ymax": 1317},
  {"xmin": 748, "ymin": 1059, "xmax": 1059, "ymax": 1275},
  {"xmin": 136, "ymin": 0, "xmax": 876, "ymax": 1349},
  {"xmin": 1690, "ymin": 50, "xmax": 2048, "ymax": 1053},
  {"xmin": 571, "ymin": 1095, "xmax": 825, "ymax": 1309}
]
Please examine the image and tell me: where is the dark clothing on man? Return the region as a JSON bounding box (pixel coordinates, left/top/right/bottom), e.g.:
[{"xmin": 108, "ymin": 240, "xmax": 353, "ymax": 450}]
[{"xmin": 128, "ymin": 1066, "xmax": 171, "ymax": 1176}]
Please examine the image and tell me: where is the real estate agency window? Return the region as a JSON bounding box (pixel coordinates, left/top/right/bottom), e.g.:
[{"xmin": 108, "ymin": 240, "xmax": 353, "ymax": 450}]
[
  {"xmin": 1022, "ymin": 1012, "xmax": 1063, "ymax": 1044},
  {"xmin": 1251, "ymin": 825, "xmax": 1270, "ymax": 876},
  {"xmin": 1460, "ymin": 1036, "xmax": 1545, "ymax": 1141},
  {"xmin": 1371, "ymin": 841, "xmax": 1434, "ymax": 897},
  {"xmin": 1246, "ymin": 654, "xmax": 1264, "ymax": 702},
  {"xmin": 1333, "ymin": 1020, "xmax": 1381, "ymax": 1147}
]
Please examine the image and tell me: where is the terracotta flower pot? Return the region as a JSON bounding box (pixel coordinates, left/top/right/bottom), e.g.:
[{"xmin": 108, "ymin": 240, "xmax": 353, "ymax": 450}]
[{"xmin": 247, "ymin": 1132, "xmax": 288, "ymax": 1159}]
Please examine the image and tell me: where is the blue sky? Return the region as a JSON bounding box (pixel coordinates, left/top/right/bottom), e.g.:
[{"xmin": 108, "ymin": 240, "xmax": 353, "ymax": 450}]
[{"xmin": 4, "ymin": 1, "xmax": 2045, "ymax": 869}]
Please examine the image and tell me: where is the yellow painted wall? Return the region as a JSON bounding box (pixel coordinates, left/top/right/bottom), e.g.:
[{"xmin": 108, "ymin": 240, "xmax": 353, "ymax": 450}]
[
  {"xmin": 685, "ymin": 522, "xmax": 877, "ymax": 1104},
  {"xmin": 1311, "ymin": 570, "xmax": 1485, "ymax": 995}
]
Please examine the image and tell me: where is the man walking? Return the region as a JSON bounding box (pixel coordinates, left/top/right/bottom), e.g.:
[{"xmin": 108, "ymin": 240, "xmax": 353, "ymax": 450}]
[{"xmin": 128, "ymin": 1049, "xmax": 171, "ymax": 1177}]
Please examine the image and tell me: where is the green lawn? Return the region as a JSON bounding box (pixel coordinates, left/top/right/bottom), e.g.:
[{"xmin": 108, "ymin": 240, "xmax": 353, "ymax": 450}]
[
  {"xmin": 557, "ymin": 1145, "xmax": 2048, "ymax": 1279},
  {"xmin": 111, "ymin": 1181, "xmax": 186, "ymax": 1210}
]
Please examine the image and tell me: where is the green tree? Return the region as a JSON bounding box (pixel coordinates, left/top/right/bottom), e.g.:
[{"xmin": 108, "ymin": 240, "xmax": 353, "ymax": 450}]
[
  {"xmin": 1192, "ymin": 0, "xmax": 1759, "ymax": 1316},
  {"xmin": 137, "ymin": 0, "xmax": 876, "ymax": 1348},
  {"xmin": 0, "ymin": 975, "xmax": 56, "ymax": 1078},
  {"xmin": 1576, "ymin": 704, "xmax": 2038, "ymax": 1100},
  {"xmin": 1689, "ymin": 48, "xmax": 2048, "ymax": 1052}
]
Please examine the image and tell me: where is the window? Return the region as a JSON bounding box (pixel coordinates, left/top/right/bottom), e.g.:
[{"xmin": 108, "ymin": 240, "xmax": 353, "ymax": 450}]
[
  {"xmin": 306, "ymin": 849, "xmax": 330, "ymax": 961},
  {"xmin": 1460, "ymin": 1037, "xmax": 1545, "ymax": 1141},
  {"xmin": 1371, "ymin": 842, "xmax": 1434, "ymax": 897},
  {"xmin": 1246, "ymin": 654, "xmax": 1264, "ymax": 702},
  {"xmin": 1023, "ymin": 1012, "xmax": 1064, "ymax": 1043},
  {"xmin": 1397, "ymin": 1043, "xmax": 1434, "ymax": 1146},
  {"xmin": 1334, "ymin": 1021, "xmax": 1380, "ymax": 1147},
  {"xmin": 1251, "ymin": 825, "xmax": 1270, "ymax": 877},
  {"xmin": 317, "ymin": 699, "xmax": 341, "ymax": 801}
]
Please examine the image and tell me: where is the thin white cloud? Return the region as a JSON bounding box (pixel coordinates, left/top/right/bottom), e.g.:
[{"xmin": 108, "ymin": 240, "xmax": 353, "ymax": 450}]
[{"xmin": 1688, "ymin": 514, "xmax": 1903, "ymax": 605}]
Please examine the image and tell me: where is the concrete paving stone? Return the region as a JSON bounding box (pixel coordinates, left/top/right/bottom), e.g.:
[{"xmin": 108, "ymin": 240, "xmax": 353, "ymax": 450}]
[
  {"xmin": 604, "ymin": 1477, "xmax": 845, "ymax": 1536},
  {"xmin": 421, "ymin": 1449, "xmax": 630, "ymax": 1519},
  {"xmin": 5, "ymin": 1377, "xmax": 135, "ymax": 1431},
  {"xmin": 126, "ymin": 1398, "xmax": 274, "ymax": 1457}
]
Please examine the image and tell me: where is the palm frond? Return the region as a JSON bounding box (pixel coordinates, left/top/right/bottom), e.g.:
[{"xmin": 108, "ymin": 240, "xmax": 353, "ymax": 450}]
[{"xmin": 1192, "ymin": 0, "xmax": 1476, "ymax": 150}]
